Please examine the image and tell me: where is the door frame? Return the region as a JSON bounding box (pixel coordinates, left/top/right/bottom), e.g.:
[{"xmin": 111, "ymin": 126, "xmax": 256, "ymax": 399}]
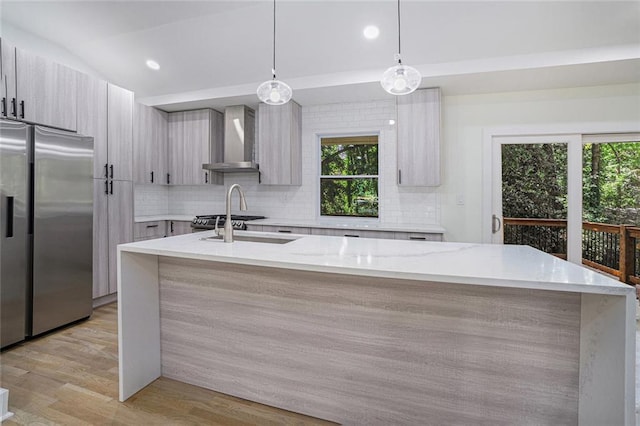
[{"xmin": 481, "ymin": 121, "xmax": 640, "ymax": 265}]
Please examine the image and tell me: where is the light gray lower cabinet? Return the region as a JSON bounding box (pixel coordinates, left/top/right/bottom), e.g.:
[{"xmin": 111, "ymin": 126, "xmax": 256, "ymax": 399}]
[
  {"xmin": 257, "ymin": 101, "xmax": 302, "ymax": 185},
  {"xmin": 134, "ymin": 221, "xmax": 166, "ymax": 241},
  {"xmin": 134, "ymin": 103, "xmax": 168, "ymax": 184},
  {"xmin": 167, "ymin": 109, "xmax": 223, "ymax": 185},
  {"xmin": 94, "ymin": 179, "xmax": 134, "ymax": 298},
  {"xmin": 397, "ymin": 88, "xmax": 441, "ymax": 186},
  {"xmin": 247, "ymin": 223, "xmax": 442, "ymax": 241},
  {"xmin": 168, "ymin": 220, "xmax": 192, "ymax": 236},
  {"xmin": 15, "ymin": 46, "xmax": 78, "ymax": 131}
]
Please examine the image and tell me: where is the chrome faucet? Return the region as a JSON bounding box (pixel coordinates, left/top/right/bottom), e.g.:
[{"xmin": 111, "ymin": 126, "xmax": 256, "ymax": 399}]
[{"xmin": 216, "ymin": 184, "xmax": 247, "ymax": 243}]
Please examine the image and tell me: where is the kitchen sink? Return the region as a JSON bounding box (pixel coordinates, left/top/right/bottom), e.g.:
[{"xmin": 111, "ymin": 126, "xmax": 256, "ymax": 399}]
[{"xmin": 201, "ymin": 235, "xmax": 297, "ymax": 244}]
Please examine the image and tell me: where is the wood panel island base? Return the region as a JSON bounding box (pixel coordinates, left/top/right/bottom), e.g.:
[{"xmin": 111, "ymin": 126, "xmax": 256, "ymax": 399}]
[{"xmin": 117, "ymin": 232, "xmax": 636, "ymax": 425}]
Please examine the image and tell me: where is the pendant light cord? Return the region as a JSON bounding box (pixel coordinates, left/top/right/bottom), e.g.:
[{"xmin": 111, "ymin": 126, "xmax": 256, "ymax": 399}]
[
  {"xmin": 397, "ymin": 0, "xmax": 402, "ymax": 64},
  {"xmin": 272, "ymin": 0, "xmax": 277, "ymax": 79}
]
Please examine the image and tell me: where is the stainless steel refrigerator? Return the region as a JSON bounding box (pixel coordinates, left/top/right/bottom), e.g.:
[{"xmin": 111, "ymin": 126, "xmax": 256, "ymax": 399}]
[{"xmin": 1, "ymin": 120, "xmax": 93, "ymax": 348}]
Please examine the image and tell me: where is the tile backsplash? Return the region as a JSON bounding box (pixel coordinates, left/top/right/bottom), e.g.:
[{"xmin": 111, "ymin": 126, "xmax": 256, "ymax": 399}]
[{"xmin": 135, "ymin": 99, "xmax": 440, "ymax": 226}]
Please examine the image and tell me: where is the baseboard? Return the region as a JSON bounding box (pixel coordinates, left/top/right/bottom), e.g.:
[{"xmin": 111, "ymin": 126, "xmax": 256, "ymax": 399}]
[
  {"xmin": 0, "ymin": 388, "xmax": 13, "ymax": 422},
  {"xmin": 93, "ymin": 292, "xmax": 117, "ymax": 308}
]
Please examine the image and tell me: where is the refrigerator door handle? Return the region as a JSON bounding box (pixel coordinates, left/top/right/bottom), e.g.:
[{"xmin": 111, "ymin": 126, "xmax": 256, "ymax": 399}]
[{"xmin": 5, "ymin": 196, "xmax": 13, "ymax": 238}]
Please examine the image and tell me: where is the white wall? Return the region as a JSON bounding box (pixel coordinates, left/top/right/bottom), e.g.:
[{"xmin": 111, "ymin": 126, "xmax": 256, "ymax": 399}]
[
  {"xmin": 438, "ymin": 83, "xmax": 640, "ymax": 243},
  {"xmin": 135, "ymin": 83, "xmax": 640, "ymax": 241},
  {"xmin": 0, "ymin": 21, "xmax": 105, "ymax": 79},
  {"xmin": 149, "ymin": 100, "xmax": 441, "ymax": 226}
]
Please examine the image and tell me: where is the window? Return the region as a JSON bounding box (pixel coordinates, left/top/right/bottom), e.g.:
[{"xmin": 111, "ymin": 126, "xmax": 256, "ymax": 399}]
[{"xmin": 320, "ymin": 135, "xmax": 379, "ymax": 218}]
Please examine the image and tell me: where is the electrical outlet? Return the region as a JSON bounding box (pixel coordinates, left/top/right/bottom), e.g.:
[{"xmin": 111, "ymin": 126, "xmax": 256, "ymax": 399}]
[{"xmin": 456, "ymin": 195, "xmax": 465, "ymax": 206}]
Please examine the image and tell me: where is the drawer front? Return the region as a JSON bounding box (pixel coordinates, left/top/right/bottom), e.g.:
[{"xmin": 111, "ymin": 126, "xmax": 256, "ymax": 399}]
[
  {"xmin": 134, "ymin": 221, "xmax": 165, "ymax": 239},
  {"xmin": 394, "ymin": 232, "xmax": 443, "ymax": 242},
  {"xmin": 261, "ymin": 225, "xmax": 311, "ymax": 235},
  {"xmin": 245, "ymin": 224, "xmax": 263, "ymax": 232},
  {"xmin": 310, "ymin": 228, "xmax": 391, "ymax": 239}
]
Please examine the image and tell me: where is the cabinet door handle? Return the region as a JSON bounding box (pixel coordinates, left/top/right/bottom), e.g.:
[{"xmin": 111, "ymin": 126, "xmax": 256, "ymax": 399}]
[
  {"xmin": 170, "ymin": 221, "xmax": 174, "ymax": 233},
  {"xmin": 104, "ymin": 180, "xmax": 109, "ymax": 195},
  {"xmin": 104, "ymin": 163, "xmax": 108, "ymax": 178},
  {"xmin": 19, "ymin": 100, "xmax": 24, "ymax": 119},
  {"xmin": 344, "ymin": 234, "xmax": 360, "ymax": 238},
  {"xmin": 398, "ymin": 169, "xmax": 402, "ymax": 185},
  {"xmin": 166, "ymin": 173, "xmax": 170, "ymax": 185},
  {"xmin": 146, "ymin": 224, "xmax": 158, "ymax": 229},
  {"xmin": 205, "ymin": 172, "xmax": 208, "ymax": 184},
  {"xmin": 109, "ymin": 181, "xmax": 113, "ymax": 195},
  {"xmin": 1, "ymin": 97, "xmax": 6, "ymax": 116},
  {"xmin": 10, "ymin": 98, "xmax": 16, "ymax": 117},
  {"xmin": 409, "ymin": 236, "xmax": 426, "ymax": 241},
  {"xmin": 5, "ymin": 196, "xmax": 14, "ymax": 238},
  {"xmin": 277, "ymin": 230, "xmax": 292, "ymax": 233},
  {"xmin": 109, "ymin": 164, "xmax": 114, "ymax": 179},
  {"xmin": 150, "ymin": 171, "xmax": 154, "ymax": 183},
  {"xmin": 492, "ymin": 214, "xmax": 502, "ymax": 234}
]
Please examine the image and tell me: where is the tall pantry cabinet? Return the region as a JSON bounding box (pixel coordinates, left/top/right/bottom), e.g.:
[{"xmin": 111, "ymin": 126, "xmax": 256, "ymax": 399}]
[{"xmin": 77, "ymin": 74, "xmax": 134, "ymax": 299}]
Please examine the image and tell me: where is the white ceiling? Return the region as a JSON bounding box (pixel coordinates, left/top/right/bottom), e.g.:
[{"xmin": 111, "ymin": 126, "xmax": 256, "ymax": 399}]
[{"xmin": 1, "ymin": 1, "xmax": 639, "ymax": 110}]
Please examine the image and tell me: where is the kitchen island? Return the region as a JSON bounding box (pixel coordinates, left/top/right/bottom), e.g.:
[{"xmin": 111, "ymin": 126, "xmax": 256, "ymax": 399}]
[{"xmin": 118, "ymin": 231, "xmax": 635, "ymax": 425}]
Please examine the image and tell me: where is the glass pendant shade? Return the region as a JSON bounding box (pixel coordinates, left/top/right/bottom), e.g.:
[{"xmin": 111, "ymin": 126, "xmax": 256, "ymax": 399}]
[
  {"xmin": 381, "ymin": 63, "xmax": 421, "ymax": 95},
  {"xmin": 257, "ymin": 78, "xmax": 292, "ymax": 105}
]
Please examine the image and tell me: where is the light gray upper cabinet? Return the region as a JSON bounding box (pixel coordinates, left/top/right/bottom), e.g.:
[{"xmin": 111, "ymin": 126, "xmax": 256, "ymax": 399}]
[
  {"xmin": 77, "ymin": 73, "xmax": 108, "ymax": 179},
  {"xmin": 15, "ymin": 47, "xmax": 78, "ymax": 131},
  {"xmin": 257, "ymin": 101, "xmax": 302, "ymax": 185},
  {"xmin": 107, "ymin": 83, "xmax": 134, "ymax": 181},
  {"xmin": 134, "ymin": 103, "xmax": 168, "ymax": 184},
  {"xmin": 167, "ymin": 108, "xmax": 223, "ymax": 185},
  {"xmin": 396, "ymin": 88, "xmax": 441, "ymax": 187},
  {"xmin": 0, "ymin": 38, "xmax": 17, "ymax": 120}
]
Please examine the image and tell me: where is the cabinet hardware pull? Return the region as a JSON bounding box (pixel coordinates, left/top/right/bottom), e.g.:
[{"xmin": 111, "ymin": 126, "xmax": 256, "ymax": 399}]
[
  {"xmin": 170, "ymin": 221, "xmax": 174, "ymax": 233},
  {"xmin": 409, "ymin": 236, "xmax": 426, "ymax": 240},
  {"xmin": 104, "ymin": 180, "xmax": 109, "ymax": 195},
  {"xmin": 1, "ymin": 97, "xmax": 6, "ymax": 116},
  {"xmin": 398, "ymin": 169, "xmax": 402, "ymax": 185},
  {"xmin": 344, "ymin": 234, "xmax": 360, "ymax": 238},
  {"xmin": 104, "ymin": 163, "xmax": 108, "ymax": 178},
  {"xmin": 146, "ymin": 224, "xmax": 158, "ymax": 228},
  {"xmin": 6, "ymin": 196, "xmax": 14, "ymax": 238},
  {"xmin": 492, "ymin": 214, "xmax": 502, "ymax": 234},
  {"xmin": 109, "ymin": 181, "xmax": 113, "ymax": 195},
  {"xmin": 19, "ymin": 100, "xmax": 24, "ymax": 118},
  {"xmin": 205, "ymin": 172, "xmax": 208, "ymax": 184},
  {"xmin": 10, "ymin": 98, "xmax": 16, "ymax": 117},
  {"xmin": 109, "ymin": 164, "xmax": 114, "ymax": 179},
  {"xmin": 277, "ymin": 230, "xmax": 292, "ymax": 233},
  {"xmin": 150, "ymin": 171, "xmax": 154, "ymax": 183},
  {"xmin": 167, "ymin": 173, "xmax": 170, "ymax": 185}
]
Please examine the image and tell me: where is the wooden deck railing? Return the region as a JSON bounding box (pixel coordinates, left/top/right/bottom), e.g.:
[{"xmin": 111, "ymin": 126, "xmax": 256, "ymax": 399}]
[{"xmin": 503, "ymin": 218, "xmax": 640, "ymax": 286}]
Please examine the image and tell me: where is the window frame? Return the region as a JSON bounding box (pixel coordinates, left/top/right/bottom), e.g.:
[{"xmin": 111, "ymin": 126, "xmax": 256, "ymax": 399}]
[{"xmin": 317, "ymin": 132, "xmax": 381, "ymax": 221}]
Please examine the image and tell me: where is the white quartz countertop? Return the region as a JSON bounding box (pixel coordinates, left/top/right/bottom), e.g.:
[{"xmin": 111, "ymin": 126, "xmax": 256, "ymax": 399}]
[
  {"xmin": 118, "ymin": 230, "xmax": 633, "ymax": 296},
  {"xmin": 134, "ymin": 215, "xmax": 194, "ymax": 223},
  {"xmin": 246, "ymin": 218, "xmax": 446, "ymax": 233}
]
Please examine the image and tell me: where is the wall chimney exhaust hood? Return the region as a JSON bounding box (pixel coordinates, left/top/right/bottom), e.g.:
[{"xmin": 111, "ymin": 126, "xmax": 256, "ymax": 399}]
[{"xmin": 203, "ymin": 105, "xmax": 258, "ymax": 173}]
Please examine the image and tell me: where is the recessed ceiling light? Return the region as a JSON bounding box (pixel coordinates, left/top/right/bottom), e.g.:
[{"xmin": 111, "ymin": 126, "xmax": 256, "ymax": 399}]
[
  {"xmin": 388, "ymin": 119, "xmax": 396, "ymax": 125},
  {"xmin": 363, "ymin": 25, "xmax": 379, "ymax": 40},
  {"xmin": 146, "ymin": 59, "xmax": 160, "ymax": 70}
]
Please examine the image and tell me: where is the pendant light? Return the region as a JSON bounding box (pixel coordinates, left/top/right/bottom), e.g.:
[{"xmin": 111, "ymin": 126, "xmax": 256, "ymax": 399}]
[
  {"xmin": 257, "ymin": 0, "xmax": 292, "ymax": 105},
  {"xmin": 381, "ymin": 0, "xmax": 421, "ymax": 95}
]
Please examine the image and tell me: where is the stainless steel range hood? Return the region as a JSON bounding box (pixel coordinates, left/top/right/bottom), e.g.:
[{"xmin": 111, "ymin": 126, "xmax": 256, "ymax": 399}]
[{"xmin": 203, "ymin": 105, "xmax": 258, "ymax": 173}]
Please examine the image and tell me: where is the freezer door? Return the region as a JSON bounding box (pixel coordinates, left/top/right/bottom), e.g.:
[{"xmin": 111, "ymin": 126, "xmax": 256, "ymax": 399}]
[
  {"xmin": 0, "ymin": 120, "xmax": 28, "ymax": 347},
  {"xmin": 31, "ymin": 126, "xmax": 93, "ymax": 336}
]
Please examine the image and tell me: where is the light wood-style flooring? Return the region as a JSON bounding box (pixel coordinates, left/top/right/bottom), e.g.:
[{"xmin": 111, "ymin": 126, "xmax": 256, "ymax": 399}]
[{"xmin": 0, "ymin": 303, "xmax": 337, "ymax": 425}]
